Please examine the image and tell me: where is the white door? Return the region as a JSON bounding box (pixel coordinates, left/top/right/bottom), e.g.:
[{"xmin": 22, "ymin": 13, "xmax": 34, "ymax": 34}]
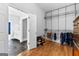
[{"xmin": 27, "ymin": 15, "xmax": 37, "ymax": 50}]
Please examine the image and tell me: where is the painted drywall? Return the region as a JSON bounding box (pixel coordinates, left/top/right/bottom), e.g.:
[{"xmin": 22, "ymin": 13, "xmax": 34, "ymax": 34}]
[
  {"xmin": 10, "ymin": 15, "xmax": 21, "ymax": 40},
  {"xmin": 9, "ymin": 3, "xmax": 45, "ymax": 36},
  {"xmin": 0, "ymin": 3, "xmax": 8, "ymax": 53}
]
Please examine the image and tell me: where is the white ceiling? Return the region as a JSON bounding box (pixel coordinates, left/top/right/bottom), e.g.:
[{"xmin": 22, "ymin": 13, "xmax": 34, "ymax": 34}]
[
  {"xmin": 9, "ymin": 6, "xmax": 27, "ymax": 18},
  {"xmin": 36, "ymin": 3, "xmax": 72, "ymax": 12}
]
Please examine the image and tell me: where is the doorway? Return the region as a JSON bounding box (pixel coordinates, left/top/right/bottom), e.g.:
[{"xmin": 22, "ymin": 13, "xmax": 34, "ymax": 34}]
[
  {"xmin": 8, "ymin": 6, "xmax": 37, "ymax": 56},
  {"xmin": 8, "ymin": 6, "xmax": 28, "ymax": 56}
]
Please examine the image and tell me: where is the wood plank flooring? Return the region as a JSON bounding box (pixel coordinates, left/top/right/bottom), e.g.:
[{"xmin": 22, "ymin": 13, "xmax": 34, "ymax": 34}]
[
  {"xmin": 18, "ymin": 40, "xmax": 73, "ymax": 56},
  {"xmin": 73, "ymin": 47, "xmax": 79, "ymax": 56}
]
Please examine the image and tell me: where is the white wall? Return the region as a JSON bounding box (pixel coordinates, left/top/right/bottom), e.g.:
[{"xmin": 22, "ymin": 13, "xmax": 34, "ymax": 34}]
[
  {"xmin": 9, "ymin": 3, "xmax": 45, "ymax": 36},
  {"xmin": 10, "ymin": 15, "xmax": 21, "ymax": 40},
  {"xmin": 0, "ymin": 3, "xmax": 8, "ymax": 53}
]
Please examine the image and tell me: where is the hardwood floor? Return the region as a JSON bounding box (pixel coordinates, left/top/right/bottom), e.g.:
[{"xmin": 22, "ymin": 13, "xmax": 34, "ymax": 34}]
[
  {"xmin": 18, "ymin": 40, "xmax": 73, "ymax": 56},
  {"xmin": 73, "ymin": 47, "xmax": 79, "ymax": 56}
]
